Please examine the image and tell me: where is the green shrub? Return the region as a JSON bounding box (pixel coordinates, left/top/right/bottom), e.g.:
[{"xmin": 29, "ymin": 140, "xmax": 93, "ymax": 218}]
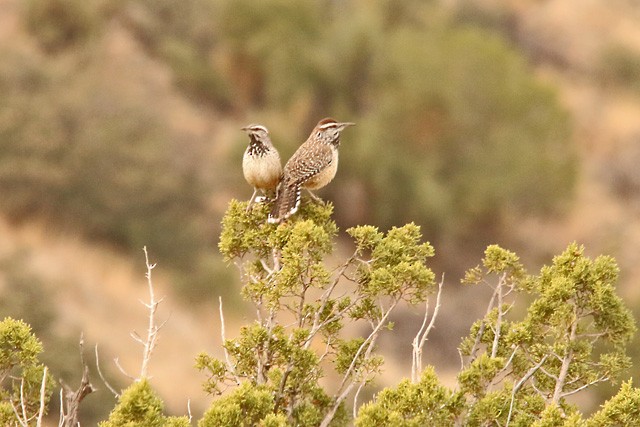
[{"xmin": 99, "ymin": 379, "xmax": 190, "ymax": 427}]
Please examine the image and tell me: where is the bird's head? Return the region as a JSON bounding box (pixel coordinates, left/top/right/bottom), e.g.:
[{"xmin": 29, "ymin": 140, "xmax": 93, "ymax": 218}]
[
  {"xmin": 314, "ymin": 118, "xmax": 355, "ymax": 146},
  {"xmin": 242, "ymin": 124, "xmax": 269, "ymax": 141}
]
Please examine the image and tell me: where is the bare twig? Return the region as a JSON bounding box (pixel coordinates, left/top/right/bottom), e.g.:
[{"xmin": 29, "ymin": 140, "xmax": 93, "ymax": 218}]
[
  {"xmin": 58, "ymin": 389, "xmax": 64, "ymax": 427},
  {"xmin": 20, "ymin": 377, "xmax": 28, "ymax": 423},
  {"xmin": 10, "ymin": 394, "xmax": 29, "ymax": 427},
  {"xmin": 309, "ymin": 252, "xmax": 358, "ymax": 338},
  {"xmin": 491, "ymin": 273, "xmax": 507, "ymax": 358},
  {"xmin": 560, "ymin": 375, "xmax": 609, "ymax": 398},
  {"xmin": 551, "ymin": 315, "xmax": 578, "ymax": 404},
  {"xmin": 129, "ymin": 331, "xmax": 145, "ymax": 345},
  {"xmin": 271, "ymin": 248, "xmax": 281, "ymax": 273},
  {"xmin": 412, "ymin": 299, "xmax": 430, "ymax": 382},
  {"xmin": 59, "ymin": 335, "xmax": 97, "ymax": 427},
  {"xmin": 36, "ymin": 366, "xmax": 47, "ymax": 427},
  {"xmin": 468, "ymin": 286, "xmax": 499, "ymax": 362},
  {"xmin": 259, "ymin": 259, "xmax": 274, "ymax": 276},
  {"xmin": 506, "ymin": 354, "xmax": 549, "ymax": 426},
  {"xmin": 321, "ymin": 298, "xmax": 399, "ymax": 427},
  {"xmin": 139, "ymin": 246, "xmax": 163, "ymax": 380},
  {"xmin": 353, "ymin": 380, "xmax": 367, "ymax": 419},
  {"xmin": 412, "ymin": 275, "xmax": 444, "ymax": 382},
  {"xmin": 338, "ymin": 298, "xmax": 398, "ymax": 392},
  {"xmin": 219, "ymin": 296, "xmax": 239, "ymax": 384},
  {"xmin": 61, "ymin": 368, "xmax": 94, "ymax": 427},
  {"xmin": 114, "ymin": 357, "xmax": 135, "ymax": 380},
  {"xmin": 95, "ymin": 344, "xmax": 119, "ymax": 398}
]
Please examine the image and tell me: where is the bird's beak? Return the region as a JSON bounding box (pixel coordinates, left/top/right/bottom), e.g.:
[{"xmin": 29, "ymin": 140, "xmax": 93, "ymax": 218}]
[
  {"xmin": 241, "ymin": 126, "xmax": 248, "ymax": 131},
  {"xmin": 339, "ymin": 122, "xmax": 355, "ymax": 129}
]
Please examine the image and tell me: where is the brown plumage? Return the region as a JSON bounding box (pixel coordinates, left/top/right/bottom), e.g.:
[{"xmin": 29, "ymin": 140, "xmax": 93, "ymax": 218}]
[{"xmin": 268, "ymin": 118, "xmax": 354, "ymax": 223}]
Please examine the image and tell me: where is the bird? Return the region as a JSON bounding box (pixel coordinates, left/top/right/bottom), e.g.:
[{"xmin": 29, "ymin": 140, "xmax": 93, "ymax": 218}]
[
  {"xmin": 268, "ymin": 118, "xmax": 354, "ymax": 223},
  {"xmin": 241, "ymin": 124, "xmax": 283, "ymax": 209}
]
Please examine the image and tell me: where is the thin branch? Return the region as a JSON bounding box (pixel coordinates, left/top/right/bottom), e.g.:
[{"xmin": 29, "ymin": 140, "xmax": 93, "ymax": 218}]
[
  {"xmin": 10, "ymin": 397, "xmax": 28, "ymax": 427},
  {"xmin": 539, "ymin": 366, "xmax": 559, "ymax": 382},
  {"xmin": 218, "ymin": 296, "xmax": 239, "ymax": 383},
  {"xmin": 491, "ymin": 273, "xmax": 507, "ymax": 358},
  {"xmin": 551, "ymin": 314, "xmax": 579, "ymax": 404},
  {"xmin": 412, "ymin": 298, "xmax": 430, "ymax": 383},
  {"xmin": 60, "ymin": 335, "xmax": 96, "ymax": 427},
  {"xmin": 530, "ymin": 378, "xmax": 545, "ymax": 398},
  {"xmin": 353, "ymin": 380, "xmax": 367, "ymax": 419},
  {"xmin": 36, "ymin": 366, "xmax": 48, "ymax": 427},
  {"xmin": 20, "ymin": 376, "xmax": 28, "ymax": 423},
  {"xmin": 272, "ymin": 248, "xmax": 281, "ymax": 273},
  {"xmin": 468, "ymin": 285, "xmax": 499, "ymax": 362},
  {"xmin": 500, "ymin": 345, "xmax": 519, "ymax": 377},
  {"xmin": 560, "ymin": 375, "xmax": 609, "ymax": 398},
  {"xmin": 139, "ymin": 245, "xmax": 163, "ymax": 380},
  {"xmin": 259, "ymin": 259, "xmax": 274, "ymax": 276},
  {"xmin": 58, "ymin": 389, "xmax": 64, "ymax": 427},
  {"xmin": 129, "ymin": 331, "xmax": 144, "ymax": 345},
  {"xmin": 95, "ymin": 345, "xmax": 120, "ymax": 398},
  {"xmin": 412, "ymin": 275, "xmax": 444, "ymax": 382},
  {"xmin": 114, "ymin": 357, "xmax": 135, "ymax": 380},
  {"xmin": 309, "ymin": 252, "xmax": 358, "ymax": 338},
  {"xmin": 304, "ymin": 294, "xmax": 365, "ymax": 350},
  {"xmin": 488, "ymin": 345, "xmax": 521, "ymax": 390},
  {"xmin": 338, "ymin": 298, "xmax": 398, "ymax": 392},
  {"xmin": 422, "ymin": 277, "xmax": 443, "ymax": 345},
  {"xmin": 318, "ymin": 337, "xmax": 333, "ymax": 364},
  {"xmin": 321, "ymin": 298, "xmax": 399, "ymax": 427},
  {"xmin": 506, "ymin": 354, "xmax": 549, "ymax": 426}
]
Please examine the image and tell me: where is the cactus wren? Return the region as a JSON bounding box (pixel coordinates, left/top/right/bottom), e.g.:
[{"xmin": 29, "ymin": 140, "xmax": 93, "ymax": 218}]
[
  {"xmin": 242, "ymin": 124, "xmax": 282, "ymax": 207},
  {"xmin": 268, "ymin": 118, "xmax": 354, "ymax": 223}
]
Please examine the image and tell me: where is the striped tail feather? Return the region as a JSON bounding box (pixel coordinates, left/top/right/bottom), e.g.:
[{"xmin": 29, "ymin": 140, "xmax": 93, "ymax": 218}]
[{"xmin": 268, "ymin": 180, "xmax": 302, "ymax": 224}]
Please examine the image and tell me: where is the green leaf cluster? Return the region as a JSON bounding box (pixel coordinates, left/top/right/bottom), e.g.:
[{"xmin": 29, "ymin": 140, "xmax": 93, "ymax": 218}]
[
  {"xmin": 204, "ymin": 199, "xmax": 437, "ymax": 425},
  {"xmin": 99, "ymin": 379, "xmax": 190, "ymax": 427},
  {"xmin": 453, "ymin": 243, "xmax": 637, "ymax": 424},
  {"xmin": 0, "ymin": 317, "xmax": 54, "ymax": 426},
  {"xmin": 356, "ymin": 367, "xmax": 462, "ymax": 427},
  {"xmin": 3, "ymin": 199, "xmax": 640, "ymax": 426}
]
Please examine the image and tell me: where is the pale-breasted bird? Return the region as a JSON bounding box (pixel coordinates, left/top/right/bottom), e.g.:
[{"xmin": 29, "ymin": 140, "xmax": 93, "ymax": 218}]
[
  {"xmin": 241, "ymin": 124, "xmax": 283, "ymax": 208},
  {"xmin": 268, "ymin": 118, "xmax": 354, "ymax": 223}
]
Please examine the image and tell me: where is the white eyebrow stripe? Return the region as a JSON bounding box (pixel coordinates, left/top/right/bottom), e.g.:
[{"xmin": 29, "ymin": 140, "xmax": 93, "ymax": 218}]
[{"xmin": 319, "ymin": 122, "xmax": 337, "ymax": 130}]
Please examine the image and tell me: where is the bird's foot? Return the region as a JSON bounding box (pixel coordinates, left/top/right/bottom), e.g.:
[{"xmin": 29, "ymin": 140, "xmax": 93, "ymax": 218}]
[{"xmin": 305, "ymin": 190, "xmax": 323, "ymax": 203}]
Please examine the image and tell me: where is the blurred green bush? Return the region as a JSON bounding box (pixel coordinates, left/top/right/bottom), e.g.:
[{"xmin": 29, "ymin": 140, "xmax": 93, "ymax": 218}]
[
  {"xmin": 1, "ymin": 0, "xmax": 576, "ymax": 300},
  {"xmin": 207, "ymin": 0, "xmax": 576, "ymax": 242},
  {"xmin": 0, "ymin": 47, "xmax": 211, "ymax": 272}
]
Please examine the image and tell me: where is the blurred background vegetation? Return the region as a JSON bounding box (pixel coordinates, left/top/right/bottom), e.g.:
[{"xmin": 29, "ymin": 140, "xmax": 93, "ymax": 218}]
[{"xmin": 2, "ymin": 0, "xmax": 640, "ymax": 422}]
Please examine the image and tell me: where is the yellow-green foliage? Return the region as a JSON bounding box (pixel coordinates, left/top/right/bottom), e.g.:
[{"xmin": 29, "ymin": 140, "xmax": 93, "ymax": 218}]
[
  {"xmin": 453, "ymin": 243, "xmax": 637, "ymax": 425},
  {"xmin": 203, "ymin": 199, "xmax": 435, "ymax": 425},
  {"xmin": 0, "ymin": 317, "xmax": 54, "ymax": 426},
  {"xmin": 586, "ymin": 380, "xmax": 640, "ymax": 427},
  {"xmin": 99, "ymin": 379, "xmax": 190, "ymax": 427},
  {"xmin": 198, "ymin": 382, "xmax": 281, "ymax": 427},
  {"xmin": 2, "ymin": 199, "xmax": 640, "ymax": 425},
  {"xmin": 356, "ymin": 367, "xmax": 462, "ymax": 427}
]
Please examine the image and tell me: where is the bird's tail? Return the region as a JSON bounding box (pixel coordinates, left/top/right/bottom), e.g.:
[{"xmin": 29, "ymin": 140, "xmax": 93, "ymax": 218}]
[{"xmin": 268, "ymin": 180, "xmax": 301, "ymax": 224}]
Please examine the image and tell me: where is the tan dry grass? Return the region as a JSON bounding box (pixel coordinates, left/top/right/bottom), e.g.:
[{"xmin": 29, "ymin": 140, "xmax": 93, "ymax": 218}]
[{"xmin": 0, "ymin": 216, "xmax": 230, "ymax": 416}]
